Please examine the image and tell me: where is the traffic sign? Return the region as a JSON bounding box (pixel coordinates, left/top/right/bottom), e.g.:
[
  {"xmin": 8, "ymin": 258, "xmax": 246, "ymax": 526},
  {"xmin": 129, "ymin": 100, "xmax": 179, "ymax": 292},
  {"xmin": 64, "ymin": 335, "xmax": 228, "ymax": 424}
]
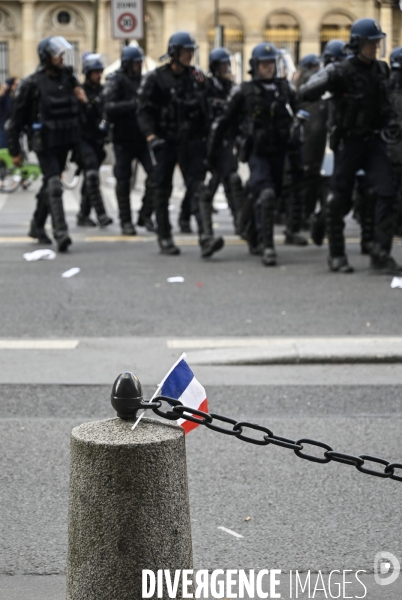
[{"xmin": 111, "ymin": 0, "xmax": 144, "ymax": 39}]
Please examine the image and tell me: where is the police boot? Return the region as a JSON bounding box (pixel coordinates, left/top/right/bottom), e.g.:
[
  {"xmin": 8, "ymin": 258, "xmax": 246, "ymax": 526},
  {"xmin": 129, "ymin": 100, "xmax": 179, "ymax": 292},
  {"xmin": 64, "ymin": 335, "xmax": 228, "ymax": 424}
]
[
  {"xmin": 116, "ymin": 179, "xmax": 136, "ymax": 235},
  {"xmin": 360, "ymin": 188, "xmax": 375, "ymax": 255},
  {"xmin": 151, "ymin": 184, "xmax": 179, "ymax": 255},
  {"xmin": 85, "ymin": 170, "xmax": 113, "ymax": 228},
  {"xmin": 48, "ymin": 175, "xmax": 72, "ymax": 252},
  {"xmin": 137, "ymin": 180, "xmax": 156, "ymax": 232},
  {"xmin": 76, "ymin": 179, "xmax": 96, "ymax": 227},
  {"xmin": 370, "ymin": 209, "xmax": 402, "ymax": 274},
  {"xmin": 284, "ymin": 190, "xmax": 308, "ymax": 246},
  {"xmin": 326, "ymin": 192, "xmax": 353, "ymax": 273},
  {"xmin": 158, "ymin": 237, "xmax": 181, "ymax": 255},
  {"xmin": 310, "ymin": 210, "xmax": 326, "ymax": 246},
  {"xmin": 228, "ymin": 173, "xmax": 246, "ymax": 235},
  {"xmin": 28, "ymin": 219, "xmax": 52, "ymax": 244},
  {"xmin": 198, "ymin": 183, "xmax": 224, "ymax": 258},
  {"xmin": 29, "ymin": 186, "xmax": 52, "ymax": 244},
  {"xmin": 260, "ymin": 188, "xmax": 277, "ymax": 266}
]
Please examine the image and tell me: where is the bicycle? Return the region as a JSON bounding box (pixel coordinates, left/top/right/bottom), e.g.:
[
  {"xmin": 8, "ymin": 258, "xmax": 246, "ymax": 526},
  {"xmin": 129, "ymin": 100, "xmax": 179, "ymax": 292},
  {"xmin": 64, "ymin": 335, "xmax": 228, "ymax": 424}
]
[
  {"xmin": 0, "ymin": 147, "xmax": 41, "ymax": 193},
  {"xmin": 0, "ymin": 148, "xmax": 83, "ymax": 193}
]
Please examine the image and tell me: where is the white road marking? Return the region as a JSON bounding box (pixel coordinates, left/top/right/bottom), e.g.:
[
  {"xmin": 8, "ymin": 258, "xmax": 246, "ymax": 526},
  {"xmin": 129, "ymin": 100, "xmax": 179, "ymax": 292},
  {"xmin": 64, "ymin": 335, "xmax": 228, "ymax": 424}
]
[
  {"xmin": 217, "ymin": 526, "xmax": 244, "ymax": 539},
  {"xmin": 0, "ymin": 340, "xmax": 79, "ymax": 349},
  {"xmin": 0, "ymin": 194, "xmax": 8, "ymax": 212}
]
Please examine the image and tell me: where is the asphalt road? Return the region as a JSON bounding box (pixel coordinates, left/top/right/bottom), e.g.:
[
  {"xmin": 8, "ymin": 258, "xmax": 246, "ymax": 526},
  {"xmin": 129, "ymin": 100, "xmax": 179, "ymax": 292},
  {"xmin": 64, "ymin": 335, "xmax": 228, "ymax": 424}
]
[{"xmin": 1, "ymin": 170, "xmax": 402, "ymax": 599}]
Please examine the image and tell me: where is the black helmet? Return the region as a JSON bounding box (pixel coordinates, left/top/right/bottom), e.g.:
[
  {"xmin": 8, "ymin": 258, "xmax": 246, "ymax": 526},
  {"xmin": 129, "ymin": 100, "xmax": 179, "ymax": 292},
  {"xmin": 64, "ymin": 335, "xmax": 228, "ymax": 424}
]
[
  {"xmin": 322, "ymin": 40, "xmax": 348, "ymax": 65},
  {"xmin": 209, "ymin": 47, "xmax": 231, "ymax": 75},
  {"xmin": 299, "ymin": 54, "xmax": 321, "ymax": 70},
  {"xmin": 164, "ymin": 31, "xmax": 198, "ymax": 62},
  {"xmin": 390, "ymin": 47, "xmax": 402, "ymax": 69},
  {"xmin": 249, "ymin": 42, "xmax": 279, "ymax": 77},
  {"xmin": 348, "ymin": 18, "xmax": 385, "ymax": 53},
  {"xmin": 82, "ymin": 53, "xmax": 104, "ymax": 76},
  {"xmin": 121, "ymin": 45, "xmax": 144, "ymax": 70},
  {"xmin": 37, "ymin": 36, "xmax": 72, "ymax": 65}
]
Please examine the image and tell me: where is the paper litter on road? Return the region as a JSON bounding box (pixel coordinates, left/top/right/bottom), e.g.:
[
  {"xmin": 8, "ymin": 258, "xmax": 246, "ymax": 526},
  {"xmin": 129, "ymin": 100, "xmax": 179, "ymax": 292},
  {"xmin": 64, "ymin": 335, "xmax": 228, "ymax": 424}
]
[
  {"xmin": 215, "ymin": 201, "xmax": 228, "ymax": 210},
  {"xmin": 62, "ymin": 268, "xmax": 81, "ymax": 278},
  {"xmin": 167, "ymin": 276, "xmax": 185, "ymax": 283},
  {"xmin": 23, "ymin": 249, "xmax": 56, "ymax": 262},
  {"xmin": 391, "ymin": 277, "xmax": 402, "ymax": 289}
]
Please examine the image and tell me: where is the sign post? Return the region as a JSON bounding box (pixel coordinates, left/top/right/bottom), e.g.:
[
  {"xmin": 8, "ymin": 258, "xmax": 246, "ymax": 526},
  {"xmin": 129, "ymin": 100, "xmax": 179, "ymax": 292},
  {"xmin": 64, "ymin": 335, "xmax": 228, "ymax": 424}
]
[{"xmin": 111, "ymin": 0, "xmax": 144, "ymax": 40}]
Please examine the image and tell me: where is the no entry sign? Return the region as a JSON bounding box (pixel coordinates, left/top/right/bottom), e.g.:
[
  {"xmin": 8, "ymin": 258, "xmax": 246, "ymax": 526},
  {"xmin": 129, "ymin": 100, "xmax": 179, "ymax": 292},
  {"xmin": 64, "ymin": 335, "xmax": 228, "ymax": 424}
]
[{"xmin": 111, "ymin": 0, "xmax": 144, "ymax": 39}]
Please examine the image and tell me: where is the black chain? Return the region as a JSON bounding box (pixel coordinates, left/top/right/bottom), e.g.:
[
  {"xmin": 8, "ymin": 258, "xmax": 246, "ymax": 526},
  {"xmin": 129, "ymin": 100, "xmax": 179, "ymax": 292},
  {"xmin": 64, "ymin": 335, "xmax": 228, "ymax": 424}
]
[{"xmin": 143, "ymin": 396, "xmax": 402, "ymax": 483}]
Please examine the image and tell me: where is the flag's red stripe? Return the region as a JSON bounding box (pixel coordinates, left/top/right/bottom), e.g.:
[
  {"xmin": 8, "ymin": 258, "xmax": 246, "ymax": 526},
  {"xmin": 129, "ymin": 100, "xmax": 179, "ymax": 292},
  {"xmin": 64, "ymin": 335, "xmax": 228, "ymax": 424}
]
[{"xmin": 181, "ymin": 398, "xmax": 209, "ymax": 434}]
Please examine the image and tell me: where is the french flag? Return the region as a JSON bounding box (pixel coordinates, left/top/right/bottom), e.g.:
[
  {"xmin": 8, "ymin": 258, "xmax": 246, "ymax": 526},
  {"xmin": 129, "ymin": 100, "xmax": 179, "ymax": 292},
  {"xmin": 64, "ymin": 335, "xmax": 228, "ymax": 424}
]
[{"xmin": 159, "ymin": 353, "xmax": 209, "ymax": 434}]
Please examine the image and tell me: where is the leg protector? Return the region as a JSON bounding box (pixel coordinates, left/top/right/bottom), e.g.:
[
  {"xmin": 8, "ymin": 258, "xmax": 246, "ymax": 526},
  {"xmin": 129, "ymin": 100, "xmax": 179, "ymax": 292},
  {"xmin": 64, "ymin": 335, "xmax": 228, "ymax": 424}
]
[
  {"xmin": 260, "ymin": 188, "xmax": 276, "ymax": 250},
  {"xmin": 228, "ymin": 172, "xmax": 245, "ymax": 233},
  {"xmin": 325, "ymin": 191, "xmax": 346, "ymax": 258},
  {"xmin": 116, "ymin": 179, "xmax": 135, "ymax": 234},
  {"xmin": 86, "ymin": 171, "xmax": 106, "ymax": 217},
  {"xmin": 151, "ymin": 184, "xmax": 172, "ymax": 241},
  {"xmin": 197, "ymin": 181, "xmax": 224, "ymax": 257},
  {"xmin": 359, "ymin": 188, "xmax": 376, "ymax": 255},
  {"xmin": 48, "ymin": 175, "xmax": 71, "ymax": 251}
]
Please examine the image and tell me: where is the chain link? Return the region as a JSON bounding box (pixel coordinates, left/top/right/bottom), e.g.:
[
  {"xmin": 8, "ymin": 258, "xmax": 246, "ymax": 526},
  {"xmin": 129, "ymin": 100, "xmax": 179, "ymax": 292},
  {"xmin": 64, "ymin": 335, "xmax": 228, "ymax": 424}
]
[{"xmin": 143, "ymin": 396, "xmax": 400, "ymax": 484}]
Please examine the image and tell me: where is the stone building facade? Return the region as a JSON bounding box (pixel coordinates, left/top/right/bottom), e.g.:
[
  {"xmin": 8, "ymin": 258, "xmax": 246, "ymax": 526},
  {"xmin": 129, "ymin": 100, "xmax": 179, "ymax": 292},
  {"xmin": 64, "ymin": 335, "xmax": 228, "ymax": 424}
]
[{"xmin": 0, "ymin": 0, "xmax": 401, "ymax": 80}]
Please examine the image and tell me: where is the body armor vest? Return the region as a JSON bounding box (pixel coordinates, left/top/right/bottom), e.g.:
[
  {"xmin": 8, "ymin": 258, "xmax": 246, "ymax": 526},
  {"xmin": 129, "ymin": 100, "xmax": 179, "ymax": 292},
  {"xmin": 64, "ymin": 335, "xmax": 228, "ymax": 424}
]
[
  {"xmin": 242, "ymin": 79, "xmax": 293, "ymax": 155},
  {"xmin": 82, "ymin": 81, "xmax": 104, "ymax": 143},
  {"xmin": 36, "ymin": 70, "xmax": 80, "ymax": 149},
  {"xmin": 156, "ymin": 65, "xmax": 208, "ymax": 141},
  {"xmin": 108, "ymin": 71, "xmax": 142, "ymax": 143},
  {"xmin": 333, "ymin": 58, "xmax": 388, "ymax": 139},
  {"xmin": 388, "ymin": 72, "xmax": 402, "ymax": 170}
]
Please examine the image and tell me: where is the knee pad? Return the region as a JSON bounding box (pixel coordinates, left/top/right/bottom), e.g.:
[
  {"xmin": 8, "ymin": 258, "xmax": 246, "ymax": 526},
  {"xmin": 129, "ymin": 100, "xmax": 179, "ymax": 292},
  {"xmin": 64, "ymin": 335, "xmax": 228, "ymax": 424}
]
[
  {"xmin": 259, "ymin": 188, "xmax": 276, "ymax": 209},
  {"xmin": 85, "ymin": 169, "xmax": 100, "ymax": 189},
  {"xmin": 48, "ymin": 175, "xmax": 63, "ymax": 198},
  {"xmin": 228, "ymin": 172, "xmax": 242, "ymax": 190}
]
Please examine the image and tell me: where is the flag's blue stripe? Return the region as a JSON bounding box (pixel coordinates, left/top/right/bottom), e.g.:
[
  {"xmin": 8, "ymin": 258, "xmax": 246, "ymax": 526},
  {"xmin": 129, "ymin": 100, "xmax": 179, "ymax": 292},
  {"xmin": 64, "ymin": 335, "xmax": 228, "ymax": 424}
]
[{"xmin": 161, "ymin": 359, "xmax": 194, "ymax": 399}]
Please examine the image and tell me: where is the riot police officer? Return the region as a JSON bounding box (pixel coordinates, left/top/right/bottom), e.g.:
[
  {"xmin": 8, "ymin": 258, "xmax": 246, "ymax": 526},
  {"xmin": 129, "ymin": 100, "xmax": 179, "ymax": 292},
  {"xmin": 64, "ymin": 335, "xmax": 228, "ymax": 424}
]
[
  {"xmin": 205, "ymin": 47, "xmax": 242, "ymax": 232},
  {"xmin": 208, "ymin": 43, "xmax": 297, "ymax": 266},
  {"xmin": 103, "ymin": 45, "xmax": 153, "ymax": 235},
  {"xmin": 8, "ymin": 36, "xmax": 86, "ymax": 251},
  {"xmin": 137, "ymin": 31, "xmax": 224, "ymax": 257},
  {"xmin": 76, "ymin": 53, "xmax": 113, "ymax": 228},
  {"xmin": 387, "ymin": 46, "xmax": 402, "ymax": 237},
  {"xmin": 294, "ymin": 53, "xmax": 328, "ymax": 228},
  {"xmin": 300, "ymin": 19, "xmax": 401, "ymax": 274}
]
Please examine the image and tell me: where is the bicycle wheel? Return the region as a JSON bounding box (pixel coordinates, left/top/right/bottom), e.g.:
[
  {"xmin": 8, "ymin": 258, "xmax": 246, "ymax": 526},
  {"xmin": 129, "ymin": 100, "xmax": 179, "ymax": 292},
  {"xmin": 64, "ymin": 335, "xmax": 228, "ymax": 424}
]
[
  {"xmin": 62, "ymin": 154, "xmax": 82, "ymax": 190},
  {"xmin": 0, "ymin": 161, "xmax": 21, "ymax": 193}
]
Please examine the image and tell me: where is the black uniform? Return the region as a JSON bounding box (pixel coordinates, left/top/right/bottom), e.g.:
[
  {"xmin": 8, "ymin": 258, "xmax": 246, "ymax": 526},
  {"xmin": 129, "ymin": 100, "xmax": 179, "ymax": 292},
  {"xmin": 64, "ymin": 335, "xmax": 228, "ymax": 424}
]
[
  {"xmin": 205, "ymin": 75, "xmax": 240, "ymax": 227},
  {"xmin": 103, "ymin": 68, "xmax": 152, "ymax": 233},
  {"xmin": 388, "ymin": 69, "xmax": 402, "ymax": 236},
  {"xmin": 294, "ymin": 67, "xmax": 328, "ymax": 222},
  {"xmin": 8, "ymin": 65, "xmax": 81, "ymax": 250},
  {"xmin": 300, "ymin": 55, "xmax": 397, "ymax": 271},
  {"xmin": 76, "ymin": 80, "xmax": 111, "ymax": 226},
  {"xmin": 209, "ymin": 77, "xmax": 296, "ymax": 263},
  {"xmin": 138, "ymin": 63, "xmax": 223, "ymax": 256}
]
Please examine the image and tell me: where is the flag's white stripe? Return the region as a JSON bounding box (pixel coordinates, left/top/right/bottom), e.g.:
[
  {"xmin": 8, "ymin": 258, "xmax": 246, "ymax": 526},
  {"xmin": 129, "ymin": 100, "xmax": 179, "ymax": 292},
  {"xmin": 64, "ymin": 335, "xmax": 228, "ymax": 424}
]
[{"xmin": 177, "ymin": 377, "xmax": 207, "ymax": 426}]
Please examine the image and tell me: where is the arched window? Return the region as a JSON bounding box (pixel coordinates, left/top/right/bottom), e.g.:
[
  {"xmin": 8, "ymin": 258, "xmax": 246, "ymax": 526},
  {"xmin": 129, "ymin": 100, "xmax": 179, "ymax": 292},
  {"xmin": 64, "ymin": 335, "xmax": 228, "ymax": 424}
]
[
  {"xmin": 264, "ymin": 13, "xmax": 300, "ymax": 64},
  {"xmin": 320, "ymin": 12, "xmax": 353, "ymax": 53},
  {"xmin": 208, "ymin": 13, "xmax": 244, "ymax": 57}
]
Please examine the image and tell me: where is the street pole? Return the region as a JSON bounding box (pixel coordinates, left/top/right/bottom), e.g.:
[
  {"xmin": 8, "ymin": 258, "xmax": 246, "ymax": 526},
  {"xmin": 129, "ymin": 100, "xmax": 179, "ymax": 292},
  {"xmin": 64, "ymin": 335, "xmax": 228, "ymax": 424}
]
[
  {"xmin": 139, "ymin": 0, "xmax": 147, "ymax": 55},
  {"xmin": 93, "ymin": 0, "xmax": 100, "ymax": 52},
  {"xmin": 214, "ymin": 0, "xmax": 224, "ymax": 48}
]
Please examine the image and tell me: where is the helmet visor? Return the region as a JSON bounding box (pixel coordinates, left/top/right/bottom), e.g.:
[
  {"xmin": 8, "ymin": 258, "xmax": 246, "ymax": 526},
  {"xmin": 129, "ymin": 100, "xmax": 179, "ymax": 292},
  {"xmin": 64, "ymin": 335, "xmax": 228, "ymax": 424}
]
[{"xmin": 47, "ymin": 36, "xmax": 72, "ymax": 58}]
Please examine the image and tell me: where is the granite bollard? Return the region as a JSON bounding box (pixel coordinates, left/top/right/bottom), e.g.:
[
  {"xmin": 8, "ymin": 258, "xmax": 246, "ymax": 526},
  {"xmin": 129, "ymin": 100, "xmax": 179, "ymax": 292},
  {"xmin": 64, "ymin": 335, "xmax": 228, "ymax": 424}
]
[{"xmin": 66, "ymin": 372, "xmax": 193, "ymax": 600}]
